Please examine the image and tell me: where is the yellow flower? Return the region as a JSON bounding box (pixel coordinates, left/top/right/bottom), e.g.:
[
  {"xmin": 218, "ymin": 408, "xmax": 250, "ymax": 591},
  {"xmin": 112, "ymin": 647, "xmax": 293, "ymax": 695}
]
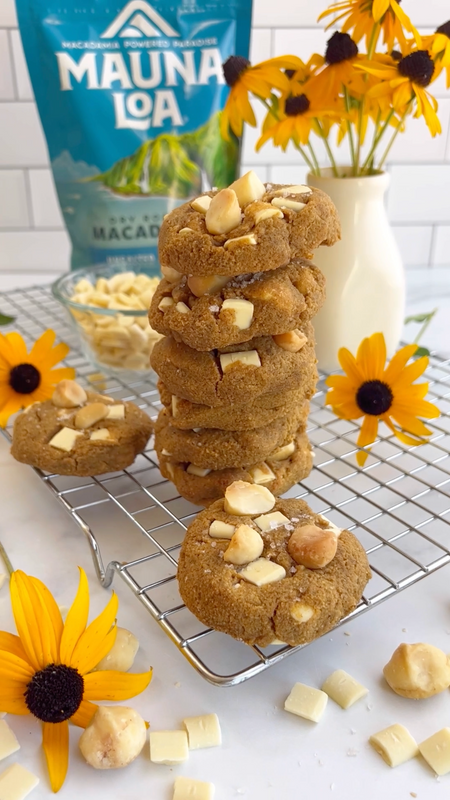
[
  {"xmin": 319, "ymin": 0, "xmax": 420, "ymax": 52},
  {"xmin": 431, "ymin": 21, "xmax": 450, "ymax": 89},
  {"xmin": 325, "ymin": 333, "xmax": 440, "ymax": 466},
  {"xmin": 220, "ymin": 55, "xmax": 304, "ymax": 139},
  {"xmin": 307, "ymin": 32, "xmax": 367, "ymax": 105},
  {"xmin": 0, "ymin": 330, "xmax": 75, "ymax": 426},
  {"xmin": 256, "ymin": 91, "xmax": 337, "ymax": 151},
  {"xmin": 357, "ymin": 50, "xmax": 441, "ymax": 136},
  {"xmin": 0, "ymin": 568, "xmax": 152, "ymax": 792}
]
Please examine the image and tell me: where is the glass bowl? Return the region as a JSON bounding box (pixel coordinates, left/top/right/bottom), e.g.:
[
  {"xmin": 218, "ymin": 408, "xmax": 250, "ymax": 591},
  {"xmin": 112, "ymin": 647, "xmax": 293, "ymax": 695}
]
[{"xmin": 52, "ymin": 264, "xmax": 162, "ymax": 378}]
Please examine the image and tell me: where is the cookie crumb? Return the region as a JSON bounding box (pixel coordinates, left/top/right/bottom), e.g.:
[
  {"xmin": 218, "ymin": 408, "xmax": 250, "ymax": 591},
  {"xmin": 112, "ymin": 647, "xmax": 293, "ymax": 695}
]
[
  {"xmin": 347, "ymin": 748, "xmax": 358, "ymax": 757},
  {"xmin": 410, "ymin": 793, "xmax": 417, "ymax": 798},
  {"xmin": 350, "ymin": 728, "xmax": 357, "ymax": 735},
  {"xmin": 174, "ymin": 681, "xmax": 181, "ymax": 688},
  {"xmin": 367, "ymin": 703, "xmax": 374, "ymax": 711},
  {"xmin": 402, "ymin": 627, "xmax": 407, "ymax": 632},
  {"xmin": 344, "ymin": 631, "xmax": 351, "ymax": 637}
]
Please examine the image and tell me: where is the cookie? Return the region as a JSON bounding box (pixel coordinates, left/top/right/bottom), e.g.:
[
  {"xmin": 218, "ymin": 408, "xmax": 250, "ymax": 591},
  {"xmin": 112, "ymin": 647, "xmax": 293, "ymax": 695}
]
[
  {"xmin": 177, "ymin": 482, "xmax": 371, "ymax": 646},
  {"xmin": 154, "ymin": 400, "xmax": 308, "ymax": 471},
  {"xmin": 158, "ymin": 381, "xmax": 309, "ymax": 431},
  {"xmin": 151, "ymin": 325, "xmax": 317, "ymax": 407},
  {"xmin": 149, "ymin": 260, "xmax": 325, "ymax": 351},
  {"xmin": 159, "ymin": 178, "xmax": 340, "ymax": 277},
  {"xmin": 11, "ymin": 379, "xmax": 153, "ymax": 476},
  {"xmin": 156, "ymin": 430, "xmax": 313, "ymax": 506}
]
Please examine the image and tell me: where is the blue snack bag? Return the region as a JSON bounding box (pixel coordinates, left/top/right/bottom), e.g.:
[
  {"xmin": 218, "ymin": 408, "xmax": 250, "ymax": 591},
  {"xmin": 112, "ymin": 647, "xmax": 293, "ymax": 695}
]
[{"xmin": 15, "ymin": 0, "xmax": 253, "ymax": 270}]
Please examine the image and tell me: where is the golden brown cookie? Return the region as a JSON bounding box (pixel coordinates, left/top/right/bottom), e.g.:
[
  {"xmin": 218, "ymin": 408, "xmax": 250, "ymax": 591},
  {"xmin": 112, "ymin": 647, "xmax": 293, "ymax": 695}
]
[
  {"xmin": 177, "ymin": 484, "xmax": 371, "ymax": 646},
  {"xmin": 149, "ymin": 260, "xmax": 325, "ymax": 351},
  {"xmin": 154, "ymin": 400, "xmax": 308, "ymax": 471},
  {"xmin": 151, "ymin": 325, "xmax": 317, "ymax": 407},
  {"xmin": 159, "ymin": 182, "xmax": 340, "ymax": 277},
  {"xmin": 11, "ymin": 380, "xmax": 153, "ymax": 476},
  {"xmin": 157, "ymin": 429, "xmax": 313, "ymax": 506}
]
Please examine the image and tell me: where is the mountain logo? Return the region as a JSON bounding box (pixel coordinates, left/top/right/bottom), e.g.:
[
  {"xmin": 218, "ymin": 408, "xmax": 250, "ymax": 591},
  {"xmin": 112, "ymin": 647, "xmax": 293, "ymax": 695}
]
[{"xmin": 100, "ymin": 1, "xmax": 180, "ymax": 39}]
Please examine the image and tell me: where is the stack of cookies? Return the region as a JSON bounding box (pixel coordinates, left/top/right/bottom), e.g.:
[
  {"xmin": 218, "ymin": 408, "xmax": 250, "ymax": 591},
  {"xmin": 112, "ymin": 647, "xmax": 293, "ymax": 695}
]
[{"xmin": 149, "ymin": 171, "xmax": 340, "ymax": 505}]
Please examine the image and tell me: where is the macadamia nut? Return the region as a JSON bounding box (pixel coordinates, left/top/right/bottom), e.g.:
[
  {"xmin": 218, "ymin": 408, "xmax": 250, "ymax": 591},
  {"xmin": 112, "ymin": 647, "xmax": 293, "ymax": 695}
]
[
  {"xmin": 94, "ymin": 627, "xmax": 139, "ymax": 672},
  {"xmin": 79, "ymin": 706, "xmax": 146, "ymax": 769},
  {"xmin": 383, "ymin": 642, "xmax": 450, "ymax": 699}
]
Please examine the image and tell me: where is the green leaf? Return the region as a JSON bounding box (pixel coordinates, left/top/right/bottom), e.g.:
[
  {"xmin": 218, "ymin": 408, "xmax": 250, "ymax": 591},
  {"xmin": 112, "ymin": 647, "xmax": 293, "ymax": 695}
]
[
  {"xmin": 0, "ymin": 313, "xmax": 14, "ymax": 325},
  {"xmin": 404, "ymin": 310, "xmax": 437, "ymax": 324},
  {"xmin": 414, "ymin": 346, "xmax": 430, "ymax": 358}
]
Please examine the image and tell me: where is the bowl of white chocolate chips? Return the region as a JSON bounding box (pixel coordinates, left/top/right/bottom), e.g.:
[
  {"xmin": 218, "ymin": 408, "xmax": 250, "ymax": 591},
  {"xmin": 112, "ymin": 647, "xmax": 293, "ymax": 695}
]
[{"xmin": 52, "ymin": 264, "xmax": 162, "ymax": 376}]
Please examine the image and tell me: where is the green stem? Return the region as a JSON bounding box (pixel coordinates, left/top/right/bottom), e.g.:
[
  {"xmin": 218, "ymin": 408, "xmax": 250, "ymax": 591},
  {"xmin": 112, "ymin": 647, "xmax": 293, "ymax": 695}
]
[
  {"xmin": 316, "ymin": 121, "xmax": 340, "ymax": 176},
  {"xmin": 361, "ymin": 109, "xmax": 395, "ymax": 172},
  {"xmin": 377, "ymin": 103, "xmax": 413, "ymax": 171},
  {"xmin": 414, "ymin": 309, "xmax": 438, "ymax": 346},
  {"xmin": 344, "ymin": 88, "xmax": 357, "ymax": 175},
  {"xmin": 307, "ymin": 141, "xmax": 321, "ymax": 175},
  {"xmin": 0, "ymin": 541, "xmax": 13, "ymax": 576},
  {"xmin": 367, "ymin": 22, "xmax": 380, "ymax": 60},
  {"xmin": 354, "ymin": 24, "xmax": 379, "ymax": 176}
]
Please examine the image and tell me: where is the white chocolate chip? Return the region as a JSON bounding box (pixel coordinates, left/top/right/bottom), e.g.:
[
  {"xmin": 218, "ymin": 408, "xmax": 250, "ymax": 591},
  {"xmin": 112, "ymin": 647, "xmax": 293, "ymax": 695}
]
[
  {"xmin": 220, "ymin": 298, "xmax": 254, "ymax": 330},
  {"xmin": 239, "ymin": 557, "xmax": 286, "ymax": 586},
  {"xmin": 322, "ymin": 670, "xmax": 368, "ymax": 709},
  {"xmin": 186, "ymin": 464, "xmax": 211, "ymax": 477},
  {"xmin": 229, "ymin": 170, "xmax": 265, "ymax": 206},
  {"xmin": 52, "ymin": 380, "xmax": 87, "ymax": 408},
  {"xmin": 0, "ymin": 764, "xmax": 39, "ymax": 799},
  {"xmin": 80, "ymin": 706, "xmax": 146, "ymax": 769},
  {"xmin": 166, "ymin": 463, "xmax": 175, "ymax": 480},
  {"xmin": 223, "ymin": 233, "xmax": 257, "ymax": 249},
  {"xmin": 191, "ymin": 195, "xmax": 212, "ymax": 214},
  {"xmin": 106, "ymin": 404, "xmax": 125, "ymax": 420},
  {"xmin": 161, "ymin": 449, "xmax": 172, "ymax": 457},
  {"xmin": 370, "ymin": 724, "xmax": 419, "ymax": 768},
  {"xmin": 0, "ymin": 719, "xmax": 20, "ymax": 760},
  {"xmin": 223, "ymin": 524, "xmax": 264, "ymax": 565},
  {"xmin": 219, "ymin": 350, "xmax": 261, "ymax": 372},
  {"xmin": 224, "ymin": 480, "xmax": 275, "ymax": 515},
  {"xmin": 173, "ymin": 777, "xmax": 215, "ymax": 800},
  {"xmin": 254, "ymin": 511, "xmax": 290, "ymax": 531},
  {"xmin": 284, "ymin": 683, "xmax": 328, "ymax": 723},
  {"xmin": 271, "ymin": 197, "xmax": 307, "ymax": 211},
  {"xmin": 419, "ymin": 729, "xmax": 450, "ymax": 775},
  {"xmin": 161, "ymin": 265, "xmax": 182, "ymax": 283},
  {"xmin": 205, "ymin": 188, "xmax": 241, "ymax": 235},
  {"xmin": 176, "ymin": 301, "xmax": 191, "ymax": 315},
  {"xmin": 74, "ymin": 402, "xmax": 108, "ymax": 430},
  {"xmin": 269, "ymin": 638, "xmax": 287, "ymax": 646},
  {"xmin": 318, "ymin": 516, "xmax": 343, "ymax": 537},
  {"xmin": 49, "ymin": 427, "xmax": 83, "ymax": 452},
  {"xmin": 273, "ymin": 330, "xmax": 307, "ymax": 352},
  {"xmin": 179, "ymin": 227, "xmax": 194, "ymax": 234},
  {"xmin": 273, "ymin": 184, "xmax": 312, "ymax": 196},
  {"xmin": 187, "ymin": 275, "xmax": 229, "ymax": 297},
  {"xmin": 90, "ymin": 428, "xmax": 113, "ymax": 441},
  {"xmin": 149, "ymin": 731, "xmax": 189, "ymax": 765},
  {"xmin": 248, "ymin": 462, "xmax": 276, "ymax": 485},
  {"xmin": 182, "ymin": 713, "xmax": 221, "ymax": 750},
  {"xmin": 209, "ymin": 520, "xmax": 235, "ymax": 539},
  {"xmin": 290, "ymin": 602, "xmax": 315, "ymax": 623}
]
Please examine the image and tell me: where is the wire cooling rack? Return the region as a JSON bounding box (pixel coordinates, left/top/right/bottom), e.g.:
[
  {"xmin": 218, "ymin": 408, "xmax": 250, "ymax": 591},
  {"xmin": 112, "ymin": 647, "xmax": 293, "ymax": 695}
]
[{"xmin": 1, "ymin": 284, "xmax": 450, "ymax": 686}]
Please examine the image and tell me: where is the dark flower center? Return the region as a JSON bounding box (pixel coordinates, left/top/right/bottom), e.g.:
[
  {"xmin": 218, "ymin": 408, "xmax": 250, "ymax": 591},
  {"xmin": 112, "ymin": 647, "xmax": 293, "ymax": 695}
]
[
  {"xmin": 436, "ymin": 20, "xmax": 450, "ymax": 38},
  {"xmin": 285, "ymin": 94, "xmax": 311, "ymax": 116},
  {"xmin": 398, "ymin": 50, "xmax": 435, "ymax": 86},
  {"xmin": 25, "ymin": 664, "xmax": 84, "ymax": 723},
  {"xmin": 285, "ymin": 68, "xmax": 296, "ymax": 79},
  {"xmin": 391, "ymin": 49, "xmax": 402, "ymax": 61},
  {"xmin": 9, "ymin": 363, "xmax": 41, "ymax": 394},
  {"xmin": 356, "ymin": 380, "xmax": 393, "ymax": 416},
  {"xmin": 325, "ymin": 32, "xmax": 358, "ymax": 65},
  {"xmin": 222, "ymin": 56, "xmax": 250, "ymax": 87}
]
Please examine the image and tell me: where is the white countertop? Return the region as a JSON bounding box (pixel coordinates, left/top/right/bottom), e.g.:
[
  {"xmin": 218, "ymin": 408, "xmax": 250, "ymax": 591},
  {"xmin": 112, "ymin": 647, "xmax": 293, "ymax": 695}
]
[{"xmin": 0, "ymin": 267, "xmax": 450, "ymax": 800}]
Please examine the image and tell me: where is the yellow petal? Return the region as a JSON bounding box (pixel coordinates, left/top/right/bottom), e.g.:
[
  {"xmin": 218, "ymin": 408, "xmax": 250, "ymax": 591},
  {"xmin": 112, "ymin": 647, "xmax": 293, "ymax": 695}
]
[
  {"xmin": 37, "ymin": 342, "xmax": 70, "ymax": 371},
  {"xmin": 0, "ymin": 395, "xmax": 24, "ymax": 427},
  {"xmin": 83, "ymin": 668, "xmax": 153, "ymax": 701},
  {"xmin": 3, "ymin": 332, "xmax": 28, "ymax": 365},
  {"xmin": 338, "ymin": 347, "xmax": 363, "ymax": 384},
  {"xmin": 60, "ymin": 568, "xmax": 90, "ymax": 666},
  {"xmin": 356, "ymin": 336, "xmax": 373, "ymax": 381},
  {"xmin": 27, "ymin": 330, "xmax": 56, "ymax": 364},
  {"xmin": 356, "ymin": 448, "xmax": 370, "ymax": 467},
  {"xmin": 70, "ymin": 591, "xmax": 118, "ymax": 675},
  {"xmin": 393, "ymin": 397, "xmax": 440, "ymax": 419},
  {"xmin": 382, "ymin": 344, "xmax": 418, "ymax": 384},
  {"xmin": 0, "ymin": 690, "xmax": 30, "ymax": 715},
  {"xmin": 372, "ymin": 0, "xmax": 389, "ymax": 22},
  {"xmin": 367, "ymin": 333, "xmax": 386, "ymax": 380},
  {"xmin": 0, "ymin": 333, "xmax": 25, "ymax": 367},
  {"xmin": 43, "ymin": 720, "xmax": 69, "ymax": 794},
  {"xmin": 392, "ymin": 356, "xmax": 428, "ymax": 387},
  {"xmin": 10, "ymin": 571, "xmax": 55, "ymax": 670},
  {"xmin": 45, "ymin": 367, "xmax": 76, "ymax": 383},
  {"xmin": 357, "ymin": 414, "xmax": 379, "ymax": 451},
  {"xmin": 70, "ymin": 699, "xmax": 98, "ymax": 728},
  {"xmin": 0, "ymin": 631, "xmax": 28, "ymax": 661},
  {"xmin": 31, "ymin": 577, "xmax": 63, "ymax": 659},
  {"xmin": 0, "ymin": 649, "xmax": 35, "ymax": 681},
  {"xmin": 390, "ymin": 410, "xmax": 432, "ymax": 437}
]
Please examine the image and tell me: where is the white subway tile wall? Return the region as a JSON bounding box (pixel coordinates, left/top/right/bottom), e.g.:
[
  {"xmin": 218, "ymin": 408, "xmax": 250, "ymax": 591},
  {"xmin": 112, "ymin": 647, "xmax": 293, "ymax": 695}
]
[{"xmin": 0, "ymin": 0, "xmax": 449, "ymax": 290}]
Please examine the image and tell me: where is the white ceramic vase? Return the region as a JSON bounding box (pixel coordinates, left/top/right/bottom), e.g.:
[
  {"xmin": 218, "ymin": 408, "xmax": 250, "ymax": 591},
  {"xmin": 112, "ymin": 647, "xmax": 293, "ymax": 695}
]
[{"xmin": 307, "ymin": 169, "xmax": 406, "ymax": 373}]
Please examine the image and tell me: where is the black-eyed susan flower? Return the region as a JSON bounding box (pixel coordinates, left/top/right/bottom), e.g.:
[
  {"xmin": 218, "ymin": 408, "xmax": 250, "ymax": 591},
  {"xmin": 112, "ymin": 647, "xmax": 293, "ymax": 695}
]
[
  {"xmin": 220, "ymin": 55, "xmax": 304, "ymax": 139},
  {"xmin": 319, "ymin": 0, "xmax": 420, "ymax": 52},
  {"xmin": 357, "ymin": 49, "xmax": 441, "ymax": 136},
  {"xmin": 256, "ymin": 91, "xmax": 337, "ymax": 151},
  {"xmin": 0, "ymin": 330, "xmax": 75, "ymax": 426},
  {"xmin": 431, "ymin": 21, "xmax": 450, "ymax": 89},
  {"xmin": 0, "ymin": 568, "xmax": 152, "ymax": 792},
  {"xmin": 325, "ymin": 333, "xmax": 440, "ymax": 466},
  {"xmin": 307, "ymin": 32, "xmax": 367, "ymax": 105}
]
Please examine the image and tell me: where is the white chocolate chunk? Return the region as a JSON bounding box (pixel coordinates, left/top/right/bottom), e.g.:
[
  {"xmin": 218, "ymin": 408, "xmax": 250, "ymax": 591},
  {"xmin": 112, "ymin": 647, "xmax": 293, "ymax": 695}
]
[
  {"xmin": 95, "ymin": 627, "xmax": 139, "ymax": 672},
  {"xmin": 205, "ymin": 188, "xmax": 241, "ymax": 235},
  {"xmin": 187, "ymin": 275, "xmax": 229, "ymax": 297},
  {"xmin": 273, "ymin": 330, "xmax": 307, "ymax": 352},
  {"xmin": 191, "ymin": 195, "xmax": 212, "ymax": 213},
  {"xmin": 240, "ymin": 558, "xmax": 286, "ymax": 587},
  {"xmin": 271, "ymin": 197, "xmax": 306, "ymax": 212},
  {"xmin": 219, "ymin": 350, "xmax": 261, "ymax": 372},
  {"xmin": 419, "ymin": 728, "xmax": 450, "ymax": 775},
  {"xmin": 161, "ymin": 449, "xmax": 172, "ymax": 457},
  {"xmin": 75, "ymin": 402, "xmax": 108, "ymax": 430},
  {"xmin": 229, "ymin": 170, "xmax": 265, "ymax": 206},
  {"xmin": 149, "ymin": 730, "xmax": 189, "ymax": 765},
  {"xmin": 270, "ymin": 639, "xmax": 287, "ymax": 646},
  {"xmin": 221, "ymin": 298, "xmax": 254, "ymax": 330},
  {"xmin": 106, "ymin": 404, "xmax": 125, "ymax": 420},
  {"xmin": 284, "ymin": 682, "xmax": 328, "ymax": 723},
  {"xmin": 182, "ymin": 713, "xmax": 221, "ymax": 750},
  {"xmin": 224, "ymin": 481, "xmax": 275, "ymax": 515},
  {"xmin": 75, "ymin": 278, "xmax": 92, "ymax": 293},
  {"xmin": 176, "ymin": 301, "xmax": 191, "ymax": 315},
  {"xmin": 248, "ymin": 462, "xmax": 276, "ymax": 485},
  {"xmin": 0, "ymin": 720, "xmax": 20, "ymax": 760},
  {"xmin": 161, "ymin": 265, "xmax": 182, "ymax": 283},
  {"xmin": 0, "ymin": 763, "xmax": 39, "ymax": 800},
  {"xmin": 209, "ymin": 520, "xmax": 235, "ymax": 539},
  {"xmin": 166, "ymin": 463, "xmax": 175, "ymax": 480},
  {"xmin": 52, "ymin": 380, "xmax": 87, "ymax": 408},
  {"xmin": 290, "ymin": 602, "xmax": 315, "ymax": 622},
  {"xmin": 173, "ymin": 776, "xmax": 215, "ymax": 800},
  {"xmin": 223, "ymin": 234, "xmax": 257, "ymax": 249},
  {"xmin": 49, "ymin": 427, "xmax": 83, "ymax": 452},
  {"xmin": 269, "ymin": 441, "xmax": 296, "ymax": 461},
  {"xmin": 273, "ymin": 184, "xmax": 312, "ymax": 196},
  {"xmin": 79, "ymin": 706, "xmax": 146, "ymax": 769},
  {"xmin": 179, "ymin": 227, "xmax": 194, "ymax": 234},
  {"xmin": 370, "ymin": 724, "xmax": 419, "ymax": 768},
  {"xmin": 318, "ymin": 516, "xmax": 343, "ymax": 537},
  {"xmin": 254, "ymin": 511, "xmax": 290, "ymax": 532},
  {"xmin": 322, "ymin": 670, "xmax": 368, "ymax": 709},
  {"xmin": 223, "ymin": 524, "xmax": 264, "ymax": 565},
  {"xmin": 90, "ymin": 428, "xmax": 113, "ymax": 441},
  {"xmin": 186, "ymin": 464, "xmax": 211, "ymax": 477}
]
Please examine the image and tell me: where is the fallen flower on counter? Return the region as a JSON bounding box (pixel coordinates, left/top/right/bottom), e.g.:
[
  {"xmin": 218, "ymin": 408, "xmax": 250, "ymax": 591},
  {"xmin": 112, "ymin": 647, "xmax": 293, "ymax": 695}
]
[
  {"xmin": 0, "ymin": 329, "xmax": 75, "ymax": 427},
  {"xmin": 0, "ymin": 567, "xmax": 152, "ymax": 792},
  {"xmin": 325, "ymin": 332, "xmax": 440, "ymax": 466}
]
